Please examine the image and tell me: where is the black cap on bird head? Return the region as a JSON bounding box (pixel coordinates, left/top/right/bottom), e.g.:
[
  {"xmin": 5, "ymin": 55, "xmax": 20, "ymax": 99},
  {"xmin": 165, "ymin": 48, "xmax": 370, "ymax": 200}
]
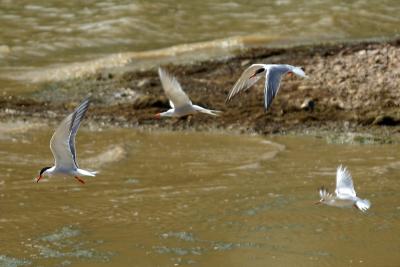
[
  {"xmin": 249, "ymin": 67, "xmax": 266, "ymax": 79},
  {"xmin": 36, "ymin": 166, "xmax": 51, "ymax": 183},
  {"xmin": 39, "ymin": 166, "xmax": 51, "ymax": 176}
]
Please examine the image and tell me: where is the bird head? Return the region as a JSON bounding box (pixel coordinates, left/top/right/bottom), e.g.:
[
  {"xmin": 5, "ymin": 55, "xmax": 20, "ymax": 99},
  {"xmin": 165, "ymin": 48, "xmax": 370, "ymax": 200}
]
[
  {"xmin": 155, "ymin": 110, "xmax": 175, "ymax": 118},
  {"xmin": 249, "ymin": 67, "xmax": 266, "ymax": 79},
  {"xmin": 290, "ymin": 66, "xmax": 308, "ymax": 79},
  {"xmin": 37, "ymin": 166, "xmax": 51, "ymax": 183}
]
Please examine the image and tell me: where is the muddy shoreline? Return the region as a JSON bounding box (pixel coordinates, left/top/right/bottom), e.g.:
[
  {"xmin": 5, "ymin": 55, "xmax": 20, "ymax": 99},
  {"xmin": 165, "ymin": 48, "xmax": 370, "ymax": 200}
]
[{"xmin": 1, "ymin": 38, "xmax": 400, "ymax": 137}]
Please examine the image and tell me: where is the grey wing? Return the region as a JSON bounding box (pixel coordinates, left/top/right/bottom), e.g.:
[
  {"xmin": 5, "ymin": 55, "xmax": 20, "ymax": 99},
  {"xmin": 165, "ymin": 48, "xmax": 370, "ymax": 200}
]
[
  {"xmin": 264, "ymin": 66, "xmax": 287, "ymax": 110},
  {"xmin": 158, "ymin": 67, "xmax": 191, "ymax": 109},
  {"xmin": 335, "ymin": 165, "xmax": 357, "ymax": 197},
  {"xmin": 226, "ymin": 64, "xmax": 266, "ymax": 102},
  {"xmin": 50, "ymin": 98, "xmax": 90, "ymax": 169}
]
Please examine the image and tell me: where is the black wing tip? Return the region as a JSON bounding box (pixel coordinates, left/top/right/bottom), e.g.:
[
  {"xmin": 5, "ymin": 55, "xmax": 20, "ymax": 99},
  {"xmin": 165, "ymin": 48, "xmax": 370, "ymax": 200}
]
[
  {"xmin": 82, "ymin": 96, "xmax": 91, "ymax": 104},
  {"xmin": 69, "ymin": 98, "xmax": 90, "ymax": 132},
  {"xmin": 78, "ymin": 97, "xmax": 91, "ymax": 111}
]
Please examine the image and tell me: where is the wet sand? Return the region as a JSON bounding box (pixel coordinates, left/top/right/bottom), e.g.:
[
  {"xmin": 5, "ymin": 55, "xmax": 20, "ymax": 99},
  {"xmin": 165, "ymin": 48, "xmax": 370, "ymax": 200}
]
[{"xmin": 1, "ymin": 38, "xmax": 400, "ymax": 137}]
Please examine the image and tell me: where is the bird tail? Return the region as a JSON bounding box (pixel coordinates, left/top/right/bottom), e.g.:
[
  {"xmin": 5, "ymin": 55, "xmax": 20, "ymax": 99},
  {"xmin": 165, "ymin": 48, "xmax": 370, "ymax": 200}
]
[
  {"xmin": 77, "ymin": 169, "xmax": 97, "ymax": 177},
  {"xmin": 193, "ymin": 105, "xmax": 222, "ymax": 116},
  {"xmin": 209, "ymin": 109, "xmax": 222, "ymax": 116},
  {"xmin": 355, "ymin": 199, "xmax": 371, "ymax": 212},
  {"xmin": 203, "ymin": 110, "xmax": 222, "ymax": 116}
]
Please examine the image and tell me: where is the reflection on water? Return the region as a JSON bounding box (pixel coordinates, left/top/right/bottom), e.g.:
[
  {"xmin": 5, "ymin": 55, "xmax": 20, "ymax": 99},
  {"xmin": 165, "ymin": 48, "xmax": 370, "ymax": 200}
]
[
  {"xmin": 1, "ymin": 0, "xmax": 400, "ymax": 90},
  {"xmin": 0, "ymin": 126, "xmax": 400, "ymax": 266}
]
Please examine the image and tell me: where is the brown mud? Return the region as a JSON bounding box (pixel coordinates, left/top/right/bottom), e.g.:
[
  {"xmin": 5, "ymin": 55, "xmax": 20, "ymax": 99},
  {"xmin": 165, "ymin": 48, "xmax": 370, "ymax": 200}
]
[{"xmin": 1, "ymin": 38, "xmax": 400, "ymax": 137}]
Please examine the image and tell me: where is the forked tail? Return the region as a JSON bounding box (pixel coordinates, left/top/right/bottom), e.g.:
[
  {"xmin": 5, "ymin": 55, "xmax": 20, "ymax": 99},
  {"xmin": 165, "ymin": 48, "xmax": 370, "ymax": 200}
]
[
  {"xmin": 193, "ymin": 105, "xmax": 222, "ymax": 116},
  {"xmin": 77, "ymin": 168, "xmax": 97, "ymax": 177}
]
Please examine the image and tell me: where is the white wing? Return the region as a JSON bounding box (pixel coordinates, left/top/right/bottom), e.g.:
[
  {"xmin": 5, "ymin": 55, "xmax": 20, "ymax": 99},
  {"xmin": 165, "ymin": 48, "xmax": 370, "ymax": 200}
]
[
  {"xmin": 50, "ymin": 98, "xmax": 90, "ymax": 169},
  {"xmin": 158, "ymin": 67, "xmax": 191, "ymax": 109},
  {"xmin": 226, "ymin": 64, "xmax": 266, "ymax": 102},
  {"xmin": 355, "ymin": 199, "xmax": 371, "ymax": 212},
  {"xmin": 335, "ymin": 165, "xmax": 357, "ymax": 198}
]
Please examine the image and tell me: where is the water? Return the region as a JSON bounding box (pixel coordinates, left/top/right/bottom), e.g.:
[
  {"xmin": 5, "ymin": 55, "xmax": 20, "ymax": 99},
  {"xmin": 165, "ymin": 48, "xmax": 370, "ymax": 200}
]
[
  {"xmin": 1, "ymin": 3, "xmax": 400, "ymax": 263},
  {"xmin": 1, "ymin": 122, "xmax": 400, "ymax": 266},
  {"xmin": 1, "ymin": 0, "xmax": 400, "ymax": 92}
]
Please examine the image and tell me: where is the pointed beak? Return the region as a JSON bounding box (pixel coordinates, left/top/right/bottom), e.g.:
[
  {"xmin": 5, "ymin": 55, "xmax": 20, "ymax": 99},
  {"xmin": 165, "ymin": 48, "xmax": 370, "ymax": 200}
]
[
  {"xmin": 314, "ymin": 200, "xmax": 322, "ymax": 205},
  {"xmin": 36, "ymin": 175, "xmax": 42, "ymax": 183},
  {"xmin": 154, "ymin": 113, "xmax": 161, "ymax": 119}
]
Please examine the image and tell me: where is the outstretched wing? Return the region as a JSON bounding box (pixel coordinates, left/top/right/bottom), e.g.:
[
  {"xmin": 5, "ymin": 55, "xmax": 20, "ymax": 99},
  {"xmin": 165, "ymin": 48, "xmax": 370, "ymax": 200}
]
[
  {"xmin": 264, "ymin": 65, "xmax": 307, "ymax": 110},
  {"xmin": 319, "ymin": 186, "xmax": 335, "ymax": 201},
  {"xmin": 226, "ymin": 64, "xmax": 266, "ymax": 102},
  {"xmin": 50, "ymin": 98, "xmax": 90, "ymax": 169},
  {"xmin": 158, "ymin": 68, "xmax": 191, "ymax": 109},
  {"xmin": 264, "ymin": 66, "xmax": 286, "ymax": 110},
  {"xmin": 335, "ymin": 165, "xmax": 356, "ymax": 197}
]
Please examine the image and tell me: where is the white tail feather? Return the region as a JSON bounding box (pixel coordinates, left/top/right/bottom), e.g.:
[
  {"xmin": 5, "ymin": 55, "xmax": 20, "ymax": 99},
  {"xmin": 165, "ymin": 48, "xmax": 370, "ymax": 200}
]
[
  {"xmin": 193, "ymin": 105, "xmax": 221, "ymax": 116},
  {"xmin": 77, "ymin": 169, "xmax": 97, "ymax": 177}
]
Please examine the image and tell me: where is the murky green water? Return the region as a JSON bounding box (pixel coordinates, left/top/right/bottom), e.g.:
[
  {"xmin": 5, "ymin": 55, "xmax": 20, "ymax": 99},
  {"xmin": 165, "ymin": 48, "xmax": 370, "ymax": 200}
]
[
  {"xmin": 1, "ymin": 123, "xmax": 399, "ymax": 266},
  {"xmin": 1, "ymin": 0, "xmax": 400, "ymax": 92}
]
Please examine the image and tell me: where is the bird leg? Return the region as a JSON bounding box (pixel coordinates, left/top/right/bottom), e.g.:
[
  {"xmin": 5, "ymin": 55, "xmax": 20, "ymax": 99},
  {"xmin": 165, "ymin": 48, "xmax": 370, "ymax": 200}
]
[{"xmin": 74, "ymin": 176, "xmax": 85, "ymax": 184}]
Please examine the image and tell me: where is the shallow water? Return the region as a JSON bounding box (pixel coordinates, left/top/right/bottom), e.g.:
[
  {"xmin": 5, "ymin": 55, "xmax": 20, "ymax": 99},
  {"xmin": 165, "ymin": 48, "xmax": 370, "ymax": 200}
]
[
  {"xmin": 0, "ymin": 124, "xmax": 400, "ymax": 266},
  {"xmin": 1, "ymin": 0, "xmax": 400, "ymax": 92}
]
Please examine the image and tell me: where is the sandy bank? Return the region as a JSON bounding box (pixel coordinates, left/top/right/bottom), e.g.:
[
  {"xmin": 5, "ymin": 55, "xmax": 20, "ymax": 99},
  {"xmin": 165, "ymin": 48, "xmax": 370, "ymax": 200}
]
[{"xmin": 1, "ymin": 38, "xmax": 400, "ymax": 137}]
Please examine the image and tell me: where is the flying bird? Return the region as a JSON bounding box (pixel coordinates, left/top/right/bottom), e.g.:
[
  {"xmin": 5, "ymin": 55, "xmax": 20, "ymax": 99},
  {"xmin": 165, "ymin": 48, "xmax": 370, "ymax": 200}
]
[
  {"xmin": 155, "ymin": 67, "xmax": 221, "ymax": 118},
  {"xmin": 316, "ymin": 165, "xmax": 371, "ymax": 212},
  {"xmin": 226, "ymin": 64, "xmax": 308, "ymax": 110},
  {"xmin": 36, "ymin": 98, "xmax": 96, "ymax": 184}
]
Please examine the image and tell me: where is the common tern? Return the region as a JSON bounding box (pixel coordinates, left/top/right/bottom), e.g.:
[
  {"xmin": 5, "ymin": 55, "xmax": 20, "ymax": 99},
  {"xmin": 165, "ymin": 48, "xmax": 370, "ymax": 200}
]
[
  {"xmin": 155, "ymin": 67, "xmax": 221, "ymax": 118},
  {"xmin": 316, "ymin": 165, "xmax": 371, "ymax": 212},
  {"xmin": 226, "ymin": 64, "xmax": 308, "ymax": 110},
  {"xmin": 36, "ymin": 98, "xmax": 96, "ymax": 184}
]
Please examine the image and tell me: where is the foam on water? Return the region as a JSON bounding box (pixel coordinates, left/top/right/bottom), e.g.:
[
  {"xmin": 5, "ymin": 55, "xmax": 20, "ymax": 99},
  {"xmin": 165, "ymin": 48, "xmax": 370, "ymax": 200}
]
[{"xmin": 0, "ymin": 255, "xmax": 31, "ymax": 267}]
